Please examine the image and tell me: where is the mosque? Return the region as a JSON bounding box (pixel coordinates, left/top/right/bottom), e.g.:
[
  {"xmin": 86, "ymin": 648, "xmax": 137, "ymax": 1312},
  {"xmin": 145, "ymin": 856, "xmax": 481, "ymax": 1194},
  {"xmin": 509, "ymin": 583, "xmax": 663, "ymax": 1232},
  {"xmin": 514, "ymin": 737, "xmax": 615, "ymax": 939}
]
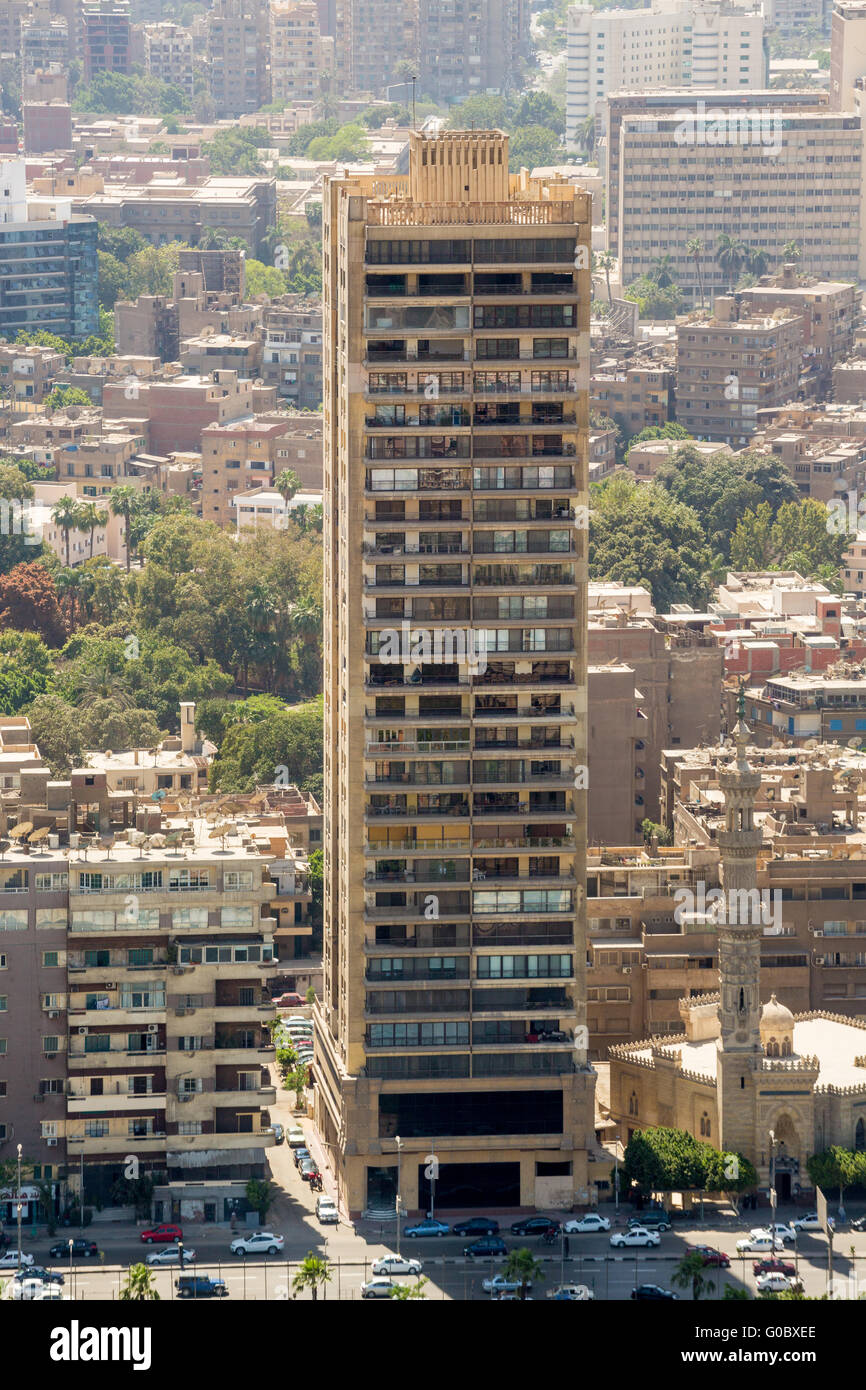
[{"xmin": 607, "ymin": 698, "xmax": 866, "ymax": 1198}]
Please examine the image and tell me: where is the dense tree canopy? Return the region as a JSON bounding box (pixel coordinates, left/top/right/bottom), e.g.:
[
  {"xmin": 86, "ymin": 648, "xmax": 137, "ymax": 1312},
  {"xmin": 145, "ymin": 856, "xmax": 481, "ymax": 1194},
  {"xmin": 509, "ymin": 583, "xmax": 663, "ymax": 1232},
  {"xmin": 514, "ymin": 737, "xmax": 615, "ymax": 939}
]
[
  {"xmin": 589, "ymin": 474, "xmax": 711, "ymax": 610},
  {"xmin": 623, "ymin": 1127, "xmax": 757, "ymax": 1196}
]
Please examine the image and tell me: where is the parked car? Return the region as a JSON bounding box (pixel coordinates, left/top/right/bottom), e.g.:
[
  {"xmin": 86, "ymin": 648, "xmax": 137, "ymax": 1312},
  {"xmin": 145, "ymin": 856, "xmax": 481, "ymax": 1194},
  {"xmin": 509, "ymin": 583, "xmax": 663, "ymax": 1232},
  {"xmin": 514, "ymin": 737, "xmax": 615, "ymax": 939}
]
[
  {"xmin": 272, "ymin": 992, "xmax": 304, "ymax": 1008},
  {"xmin": 483, "ymin": 1273, "xmax": 530, "ymax": 1295},
  {"xmin": 230, "ymin": 1232, "xmax": 285, "ymax": 1257},
  {"xmin": 175, "ymin": 1275, "xmax": 228, "ymax": 1298},
  {"xmin": 452, "ymin": 1217, "xmax": 500, "ymax": 1237},
  {"xmin": 12, "ymin": 1278, "xmax": 55, "ymax": 1301},
  {"xmin": 627, "ymin": 1211, "xmax": 671, "ymax": 1232},
  {"xmin": 753, "ymin": 1258, "xmax": 797, "ymax": 1278},
  {"xmin": 300, "ymin": 1160, "xmax": 321, "ymax": 1184},
  {"xmin": 287, "ymin": 1126, "xmax": 306, "ymax": 1148},
  {"xmin": 48, "ymin": 1239, "xmax": 97, "ymax": 1259},
  {"xmin": 361, "ymin": 1277, "xmax": 401, "ymax": 1299},
  {"xmin": 285, "ymin": 1016, "xmax": 309, "ymax": 1027},
  {"xmin": 464, "ymin": 1236, "xmax": 507, "ymax": 1258},
  {"xmin": 546, "ymin": 1283, "xmax": 595, "ymax": 1300},
  {"xmin": 403, "ymin": 1219, "xmax": 450, "ymax": 1238},
  {"xmin": 631, "ymin": 1284, "xmax": 677, "ymax": 1300},
  {"xmin": 146, "ymin": 1245, "xmax": 195, "ymax": 1267},
  {"xmin": 32, "ymin": 1286, "xmax": 69, "ymax": 1301},
  {"xmin": 0, "ymin": 1250, "xmax": 33, "ymax": 1269},
  {"xmin": 563, "ymin": 1213, "xmax": 610, "ymax": 1234},
  {"xmin": 510, "ymin": 1216, "xmax": 560, "ymax": 1237},
  {"xmin": 793, "ymin": 1212, "xmax": 834, "ymax": 1233},
  {"xmin": 850, "ymin": 1215, "xmax": 866, "ymax": 1232},
  {"xmin": 293, "ymin": 1147, "xmax": 311, "ymax": 1168},
  {"xmin": 316, "ymin": 1197, "xmax": 339, "ymax": 1224},
  {"xmin": 756, "ymin": 1272, "xmax": 802, "ymax": 1295},
  {"xmin": 736, "ymin": 1234, "xmax": 784, "ymax": 1254},
  {"xmin": 694, "ymin": 1246, "xmax": 731, "ymax": 1268},
  {"xmin": 372, "ymin": 1255, "xmax": 422, "ymax": 1277},
  {"xmin": 610, "ymin": 1228, "xmax": 660, "ymax": 1249},
  {"xmin": 270, "ymin": 1123, "xmax": 284, "ymax": 1145},
  {"xmin": 15, "ymin": 1266, "xmax": 63, "ymax": 1284},
  {"xmin": 140, "ymin": 1224, "xmax": 183, "ymax": 1245},
  {"xmin": 763, "ymin": 1222, "xmax": 797, "ymax": 1245}
]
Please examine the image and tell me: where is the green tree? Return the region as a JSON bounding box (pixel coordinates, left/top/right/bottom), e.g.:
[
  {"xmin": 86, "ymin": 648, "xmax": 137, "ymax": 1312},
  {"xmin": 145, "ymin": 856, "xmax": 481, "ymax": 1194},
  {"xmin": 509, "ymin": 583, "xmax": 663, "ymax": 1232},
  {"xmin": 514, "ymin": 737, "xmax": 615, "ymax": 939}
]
[
  {"xmin": 502, "ymin": 1248, "xmax": 543, "ymax": 1301},
  {"xmin": 109, "ymin": 484, "xmax": 137, "ymax": 572},
  {"xmin": 648, "ymin": 253, "xmax": 677, "ymax": 288},
  {"xmin": 292, "ymin": 1252, "xmax": 331, "ymax": 1301},
  {"xmin": 806, "ymin": 1147, "xmax": 865, "ymax": 1212},
  {"xmin": 781, "ymin": 239, "xmax": 802, "ymax": 262},
  {"xmin": 686, "ymin": 237, "xmax": 706, "ymax": 310},
  {"xmin": 514, "ymin": 90, "xmax": 566, "ymax": 135},
  {"xmin": 46, "ymin": 385, "xmax": 92, "ymax": 413},
  {"xmin": 672, "ymin": 1250, "xmax": 714, "ymax": 1302},
  {"xmin": 729, "ymin": 502, "xmax": 775, "ymax": 571},
  {"xmin": 716, "ymin": 233, "xmax": 749, "ymax": 291},
  {"xmin": 75, "ymin": 500, "xmax": 109, "ymax": 559},
  {"xmin": 245, "ymin": 1177, "xmax": 278, "ymax": 1223},
  {"xmin": 24, "ymin": 692, "xmax": 84, "ymax": 775},
  {"xmin": 389, "ymin": 1276, "xmax": 429, "ymax": 1299},
  {"xmin": 0, "ymin": 463, "xmax": 39, "ymax": 574},
  {"xmin": 508, "ymin": 124, "xmax": 562, "ymax": 172},
  {"xmin": 200, "ymin": 127, "xmax": 269, "ymax": 176},
  {"xmin": 595, "ymin": 251, "xmax": 615, "ymax": 304},
  {"xmin": 590, "ymin": 474, "xmax": 710, "ymax": 610},
  {"xmin": 275, "ymin": 469, "xmax": 302, "ymax": 504},
  {"xmin": 50, "ymin": 495, "xmax": 81, "ymax": 568},
  {"xmin": 624, "ymin": 275, "xmax": 683, "ymax": 319},
  {"xmin": 119, "ymin": 1263, "xmax": 161, "ymax": 1301}
]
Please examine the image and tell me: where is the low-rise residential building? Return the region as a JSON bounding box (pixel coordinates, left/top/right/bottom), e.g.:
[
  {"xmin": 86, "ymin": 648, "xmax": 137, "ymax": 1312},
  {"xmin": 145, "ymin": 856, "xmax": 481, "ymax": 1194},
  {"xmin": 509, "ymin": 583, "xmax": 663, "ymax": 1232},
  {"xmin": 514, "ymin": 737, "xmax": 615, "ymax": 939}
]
[
  {"xmin": 103, "ymin": 370, "xmax": 256, "ymax": 456},
  {"xmin": 261, "ymin": 300, "xmax": 323, "ymax": 410},
  {"xmin": 143, "ymin": 21, "xmax": 194, "ymax": 102},
  {"xmin": 736, "ymin": 267, "xmax": 859, "ymax": 391},
  {"xmin": 73, "ymin": 175, "xmax": 277, "ymax": 258},
  {"xmin": 180, "ymin": 333, "xmax": 263, "ymax": 380},
  {"xmin": 201, "ymin": 415, "xmax": 322, "ymax": 526},
  {"xmin": 676, "ymin": 298, "xmax": 805, "ymax": 445}
]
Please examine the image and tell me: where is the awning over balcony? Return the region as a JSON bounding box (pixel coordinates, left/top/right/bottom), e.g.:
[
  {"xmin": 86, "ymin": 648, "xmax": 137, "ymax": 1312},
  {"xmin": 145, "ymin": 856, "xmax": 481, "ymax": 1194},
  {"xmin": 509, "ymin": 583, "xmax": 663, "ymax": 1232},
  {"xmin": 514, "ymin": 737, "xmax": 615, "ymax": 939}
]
[{"xmin": 167, "ymin": 1148, "xmax": 266, "ymax": 1169}]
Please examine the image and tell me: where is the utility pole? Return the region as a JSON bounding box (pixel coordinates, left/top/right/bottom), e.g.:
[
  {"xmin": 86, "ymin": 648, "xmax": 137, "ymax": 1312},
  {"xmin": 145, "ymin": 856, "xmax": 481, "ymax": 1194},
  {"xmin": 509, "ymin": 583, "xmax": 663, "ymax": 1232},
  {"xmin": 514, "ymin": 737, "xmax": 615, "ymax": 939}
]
[
  {"xmin": 395, "ymin": 1135, "xmax": 403, "ymax": 1258},
  {"xmin": 16, "ymin": 1143, "xmax": 23, "ymax": 1269}
]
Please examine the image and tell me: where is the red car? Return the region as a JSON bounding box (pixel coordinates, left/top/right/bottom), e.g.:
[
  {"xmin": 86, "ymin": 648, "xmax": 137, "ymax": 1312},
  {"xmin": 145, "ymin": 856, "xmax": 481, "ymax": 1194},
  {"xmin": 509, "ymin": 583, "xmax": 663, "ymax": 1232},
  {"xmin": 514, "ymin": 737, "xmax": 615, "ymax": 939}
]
[
  {"xmin": 753, "ymin": 1258, "xmax": 796, "ymax": 1278},
  {"xmin": 140, "ymin": 1224, "xmax": 183, "ymax": 1245},
  {"xmin": 273, "ymin": 993, "xmax": 304, "ymax": 1008},
  {"xmin": 694, "ymin": 1246, "xmax": 731, "ymax": 1268}
]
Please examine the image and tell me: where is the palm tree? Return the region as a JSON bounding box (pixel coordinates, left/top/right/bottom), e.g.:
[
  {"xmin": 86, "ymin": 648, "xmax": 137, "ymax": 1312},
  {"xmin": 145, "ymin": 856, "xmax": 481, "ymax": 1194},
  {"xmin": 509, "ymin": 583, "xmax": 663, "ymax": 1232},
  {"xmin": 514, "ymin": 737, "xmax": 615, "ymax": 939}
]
[
  {"xmin": 503, "ymin": 1247, "xmax": 544, "ymax": 1301},
  {"xmin": 781, "ymin": 239, "xmax": 801, "ymax": 263},
  {"xmin": 648, "ymin": 253, "xmax": 676, "ymax": 289},
  {"xmin": 292, "ymin": 1252, "xmax": 331, "ymax": 1301},
  {"xmin": 577, "ymin": 113, "xmax": 595, "ymax": 154},
  {"xmin": 715, "ymin": 234, "xmax": 748, "ymax": 292},
  {"xmin": 686, "ymin": 237, "xmax": 706, "ymax": 311},
  {"xmin": 390, "ymin": 1276, "xmax": 429, "ymax": 1299},
  {"xmin": 119, "ymin": 1263, "xmax": 160, "ymax": 1301},
  {"xmin": 75, "ymin": 500, "xmax": 109, "ymax": 559},
  {"xmin": 55, "ymin": 567, "xmax": 83, "ymax": 625},
  {"xmin": 596, "ymin": 251, "xmax": 615, "ymax": 304},
  {"xmin": 109, "ymin": 484, "xmax": 137, "ymax": 572},
  {"xmin": 51, "ymin": 495, "xmax": 80, "ymax": 568},
  {"xmin": 275, "ymin": 468, "xmax": 301, "ymax": 524},
  {"xmin": 746, "ymin": 246, "xmax": 769, "ymax": 278},
  {"xmin": 672, "ymin": 1250, "xmax": 714, "ymax": 1302}
]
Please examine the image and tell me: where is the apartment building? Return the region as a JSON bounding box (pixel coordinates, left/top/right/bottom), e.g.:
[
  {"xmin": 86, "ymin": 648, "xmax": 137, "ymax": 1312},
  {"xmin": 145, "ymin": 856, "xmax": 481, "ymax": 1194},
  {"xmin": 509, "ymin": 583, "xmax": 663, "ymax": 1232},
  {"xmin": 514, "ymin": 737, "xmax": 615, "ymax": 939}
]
[
  {"xmin": 729, "ymin": 669, "xmax": 866, "ymax": 744},
  {"xmin": 316, "ymin": 130, "xmax": 596, "ymax": 1218},
  {"xmin": 143, "ymin": 21, "xmax": 194, "ymax": 103},
  {"xmin": 334, "ymin": 0, "xmax": 417, "ymax": 95},
  {"xmin": 735, "ymin": 268, "xmax": 859, "ymax": 392},
  {"xmin": 20, "ymin": 14, "xmax": 70, "ymax": 76},
  {"xmin": 602, "ymin": 90, "xmax": 865, "ymax": 296},
  {"xmin": 418, "ymin": 0, "xmax": 529, "ymax": 104},
  {"xmin": 73, "ymin": 176, "xmax": 277, "ymax": 258},
  {"xmin": 23, "ymin": 101, "xmax": 73, "ymax": 155},
  {"xmin": 0, "ymin": 344, "xmax": 66, "ymax": 407},
  {"xmin": 843, "ymin": 535, "xmax": 866, "ymax": 595},
  {"xmin": 566, "ymin": 0, "xmax": 767, "ymax": 142},
  {"xmin": 748, "ymin": 427, "xmax": 866, "ymax": 502},
  {"xmin": 269, "ymin": 0, "xmax": 324, "ymax": 105},
  {"xmin": 590, "ymin": 360, "xmax": 674, "ymax": 435},
  {"xmin": 103, "ymin": 370, "xmax": 255, "ymax": 455},
  {"xmin": 81, "ymin": 0, "xmax": 131, "ymax": 81},
  {"xmin": 0, "ymin": 160, "xmax": 98, "ymax": 342},
  {"xmin": 830, "ymin": 0, "xmax": 866, "ymax": 110},
  {"xmin": 206, "ymin": 0, "xmax": 269, "ymax": 118},
  {"xmin": 261, "ymin": 300, "xmax": 324, "ymax": 410},
  {"xmin": 200, "ymin": 416, "xmax": 306, "ymax": 525},
  {"xmin": 676, "ymin": 298, "xmax": 804, "ymax": 445},
  {"xmin": 180, "ymin": 333, "xmax": 264, "ymax": 380}
]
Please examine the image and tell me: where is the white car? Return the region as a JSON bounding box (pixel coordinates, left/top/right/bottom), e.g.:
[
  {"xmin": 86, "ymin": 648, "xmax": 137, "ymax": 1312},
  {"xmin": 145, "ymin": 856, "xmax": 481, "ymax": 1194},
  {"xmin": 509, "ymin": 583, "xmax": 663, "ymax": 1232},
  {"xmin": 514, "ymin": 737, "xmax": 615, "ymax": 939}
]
[
  {"xmin": 288, "ymin": 1126, "xmax": 306, "ymax": 1148},
  {"xmin": 372, "ymin": 1255, "xmax": 422, "ymax": 1277},
  {"xmin": 11, "ymin": 1278, "xmax": 67, "ymax": 1301},
  {"xmin": 547, "ymin": 1283, "xmax": 595, "ymax": 1300},
  {"xmin": 793, "ymin": 1212, "xmax": 833, "ymax": 1233},
  {"xmin": 145, "ymin": 1245, "xmax": 196, "ymax": 1267},
  {"xmin": 230, "ymin": 1232, "xmax": 285, "ymax": 1256},
  {"xmin": 316, "ymin": 1198, "xmax": 339, "ymax": 1224},
  {"xmin": 609, "ymin": 1227, "xmax": 660, "ymax": 1249},
  {"xmin": 756, "ymin": 1272, "xmax": 802, "ymax": 1295},
  {"xmin": 762, "ymin": 1222, "xmax": 797, "ymax": 1245},
  {"xmin": 0, "ymin": 1250, "xmax": 34, "ymax": 1269},
  {"xmin": 483, "ymin": 1273, "xmax": 530, "ymax": 1295},
  {"xmin": 361, "ymin": 1277, "xmax": 401, "ymax": 1299},
  {"xmin": 736, "ymin": 1234, "xmax": 784, "ymax": 1254},
  {"xmin": 563, "ymin": 1214, "xmax": 610, "ymax": 1234}
]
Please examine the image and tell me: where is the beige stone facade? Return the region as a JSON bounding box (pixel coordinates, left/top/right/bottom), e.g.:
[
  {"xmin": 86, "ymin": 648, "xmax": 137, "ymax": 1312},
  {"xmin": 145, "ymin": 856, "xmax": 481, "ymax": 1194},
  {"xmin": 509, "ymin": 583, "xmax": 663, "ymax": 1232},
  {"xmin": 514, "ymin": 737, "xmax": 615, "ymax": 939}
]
[{"xmin": 315, "ymin": 130, "xmax": 597, "ymax": 1218}]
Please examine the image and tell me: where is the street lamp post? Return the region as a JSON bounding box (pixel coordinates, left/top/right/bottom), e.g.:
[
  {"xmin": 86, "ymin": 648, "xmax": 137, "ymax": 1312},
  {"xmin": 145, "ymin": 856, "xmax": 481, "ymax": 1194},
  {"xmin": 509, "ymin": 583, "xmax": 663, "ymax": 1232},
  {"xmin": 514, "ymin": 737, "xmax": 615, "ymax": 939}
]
[
  {"xmin": 768, "ymin": 1129, "xmax": 777, "ymax": 1222},
  {"xmin": 395, "ymin": 1136, "xmax": 403, "ymax": 1259},
  {"xmin": 428, "ymin": 1144, "xmax": 436, "ymax": 1222},
  {"xmin": 16, "ymin": 1143, "xmax": 23, "ymax": 1270}
]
